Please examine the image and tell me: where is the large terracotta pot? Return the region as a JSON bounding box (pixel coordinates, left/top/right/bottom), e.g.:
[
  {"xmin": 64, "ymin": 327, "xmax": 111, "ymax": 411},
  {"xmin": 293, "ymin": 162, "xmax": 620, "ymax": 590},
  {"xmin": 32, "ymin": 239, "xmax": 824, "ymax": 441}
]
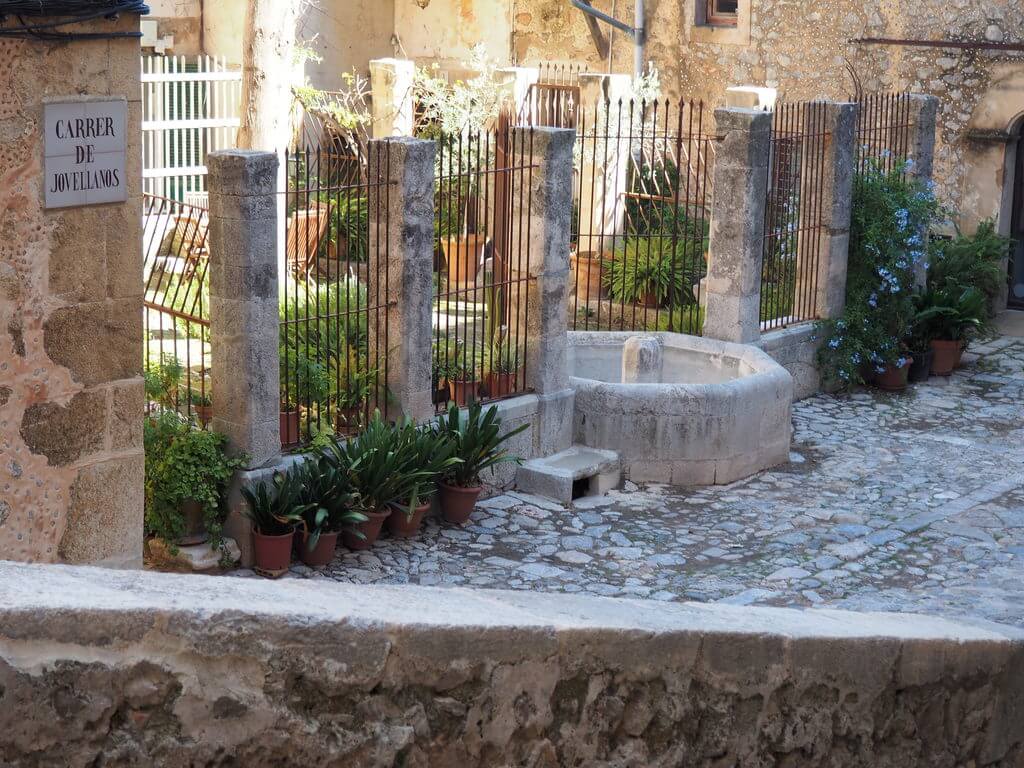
[
  {"xmin": 439, "ymin": 482, "xmax": 481, "ymax": 524},
  {"xmin": 387, "ymin": 501, "xmax": 431, "ymax": 539},
  {"xmin": 335, "ymin": 406, "xmax": 362, "ymax": 435},
  {"xmin": 178, "ymin": 500, "xmax": 208, "ymax": 546},
  {"xmin": 193, "ymin": 404, "xmax": 213, "ymax": 427},
  {"xmin": 873, "ymin": 358, "xmax": 912, "ymax": 392},
  {"xmin": 253, "ymin": 528, "xmax": 294, "ymax": 572},
  {"xmin": 343, "ymin": 508, "xmax": 391, "ymax": 551},
  {"xmin": 280, "ymin": 408, "xmax": 300, "ymax": 447},
  {"xmin": 443, "ymin": 234, "xmax": 486, "ymax": 286},
  {"xmin": 930, "ymin": 339, "xmax": 960, "ymax": 376},
  {"xmin": 638, "ymin": 290, "xmax": 662, "ymax": 309},
  {"xmin": 450, "ymin": 379, "xmax": 479, "ymax": 407},
  {"xmin": 485, "ymin": 372, "xmax": 517, "ymax": 399},
  {"xmin": 300, "ymin": 530, "xmax": 339, "ymax": 567},
  {"xmin": 908, "ymin": 350, "xmax": 933, "ymax": 383},
  {"xmin": 570, "ymin": 251, "xmax": 605, "ymax": 300}
]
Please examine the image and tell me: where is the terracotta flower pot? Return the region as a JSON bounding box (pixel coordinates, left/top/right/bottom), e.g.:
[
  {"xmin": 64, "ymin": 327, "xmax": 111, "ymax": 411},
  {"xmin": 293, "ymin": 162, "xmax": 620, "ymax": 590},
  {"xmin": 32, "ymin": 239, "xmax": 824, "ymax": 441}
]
[
  {"xmin": 193, "ymin": 404, "xmax": 213, "ymax": 427},
  {"xmin": 571, "ymin": 251, "xmax": 605, "ymax": 300},
  {"xmin": 955, "ymin": 339, "xmax": 968, "ymax": 369},
  {"xmin": 280, "ymin": 408, "xmax": 300, "ymax": 447},
  {"xmin": 253, "ymin": 528, "xmax": 294, "ymax": 572},
  {"xmin": 335, "ymin": 406, "xmax": 362, "ymax": 435},
  {"xmin": 387, "ymin": 501, "xmax": 431, "ymax": 539},
  {"xmin": 178, "ymin": 500, "xmax": 208, "ymax": 546},
  {"xmin": 873, "ymin": 357, "xmax": 912, "ymax": 392},
  {"xmin": 930, "ymin": 339, "xmax": 960, "ymax": 376},
  {"xmin": 450, "ymin": 379, "xmax": 479, "ymax": 407},
  {"xmin": 439, "ymin": 482, "xmax": 482, "ymax": 525},
  {"xmin": 638, "ymin": 290, "xmax": 662, "ymax": 309},
  {"xmin": 343, "ymin": 508, "xmax": 391, "ymax": 551},
  {"xmin": 433, "ymin": 380, "xmax": 451, "ymax": 405},
  {"xmin": 485, "ymin": 372, "xmax": 517, "ymax": 399},
  {"xmin": 443, "ymin": 234, "xmax": 486, "ymax": 286},
  {"xmin": 300, "ymin": 530, "xmax": 339, "ymax": 567}
]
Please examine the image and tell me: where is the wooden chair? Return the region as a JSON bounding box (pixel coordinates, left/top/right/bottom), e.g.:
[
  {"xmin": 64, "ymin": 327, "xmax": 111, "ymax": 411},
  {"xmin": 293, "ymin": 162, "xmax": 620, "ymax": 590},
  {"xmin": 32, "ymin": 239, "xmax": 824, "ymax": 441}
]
[{"xmin": 286, "ymin": 202, "xmax": 333, "ymax": 279}]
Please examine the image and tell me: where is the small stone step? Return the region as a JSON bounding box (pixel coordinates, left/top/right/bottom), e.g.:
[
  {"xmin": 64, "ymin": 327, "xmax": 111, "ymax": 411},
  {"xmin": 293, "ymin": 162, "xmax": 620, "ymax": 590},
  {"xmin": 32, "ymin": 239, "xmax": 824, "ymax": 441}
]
[{"xmin": 516, "ymin": 446, "xmax": 622, "ymax": 505}]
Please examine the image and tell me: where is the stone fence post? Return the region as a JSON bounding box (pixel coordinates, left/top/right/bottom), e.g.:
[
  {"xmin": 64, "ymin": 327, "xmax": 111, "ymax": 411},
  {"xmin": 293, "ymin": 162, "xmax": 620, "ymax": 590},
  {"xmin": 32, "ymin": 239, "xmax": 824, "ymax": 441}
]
[
  {"xmin": 907, "ymin": 94, "xmax": 938, "ymax": 184},
  {"xmin": 513, "ymin": 126, "xmax": 576, "ymax": 455},
  {"xmin": 370, "ymin": 58, "xmax": 416, "ymax": 138},
  {"xmin": 703, "ymin": 107, "xmax": 771, "ymax": 344},
  {"xmin": 794, "ymin": 102, "xmax": 859, "ymax": 319},
  {"xmin": 208, "ymin": 150, "xmax": 281, "ymax": 565},
  {"xmin": 367, "ymin": 138, "xmax": 437, "ymax": 424}
]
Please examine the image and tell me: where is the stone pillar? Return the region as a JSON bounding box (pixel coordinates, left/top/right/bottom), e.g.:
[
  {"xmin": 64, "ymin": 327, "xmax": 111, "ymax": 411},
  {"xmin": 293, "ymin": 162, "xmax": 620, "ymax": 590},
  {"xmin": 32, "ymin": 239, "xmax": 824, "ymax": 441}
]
[
  {"xmin": 576, "ymin": 73, "xmax": 633, "ymax": 253},
  {"xmin": 497, "ymin": 66, "xmax": 539, "ymax": 121},
  {"xmin": 794, "ymin": 102, "xmax": 859, "ymax": 319},
  {"xmin": 0, "ymin": 14, "xmax": 145, "ymax": 569},
  {"xmin": 725, "ymin": 86, "xmax": 778, "ymax": 111},
  {"xmin": 366, "ymin": 138, "xmax": 436, "ymax": 424},
  {"xmin": 703, "ymin": 107, "xmax": 771, "ymax": 344},
  {"xmin": 370, "ymin": 58, "xmax": 416, "ymax": 138},
  {"xmin": 907, "ymin": 94, "xmax": 939, "ymax": 288},
  {"xmin": 907, "ymin": 94, "xmax": 939, "ymax": 183},
  {"xmin": 513, "ymin": 127, "xmax": 576, "ymax": 455},
  {"xmin": 207, "ymin": 150, "xmax": 281, "ymax": 467}
]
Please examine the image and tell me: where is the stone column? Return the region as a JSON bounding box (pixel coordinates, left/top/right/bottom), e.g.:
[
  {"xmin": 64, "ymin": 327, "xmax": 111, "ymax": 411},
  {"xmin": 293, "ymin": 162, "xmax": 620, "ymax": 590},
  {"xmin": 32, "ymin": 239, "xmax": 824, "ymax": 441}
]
[
  {"xmin": 794, "ymin": 102, "xmax": 859, "ymax": 319},
  {"xmin": 366, "ymin": 138, "xmax": 436, "ymax": 424},
  {"xmin": 370, "ymin": 58, "xmax": 416, "ymax": 138},
  {"xmin": 497, "ymin": 66, "xmax": 539, "ymax": 121},
  {"xmin": 907, "ymin": 94, "xmax": 939, "ymax": 183},
  {"xmin": 513, "ymin": 127, "xmax": 576, "ymax": 455},
  {"xmin": 576, "ymin": 73, "xmax": 633, "ymax": 253},
  {"xmin": 207, "ymin": 150, "xmax": 281, "ymax": 467},
  {"xmin": 703, "ymin": 107, "xmax": 771, "ymax": 344}
]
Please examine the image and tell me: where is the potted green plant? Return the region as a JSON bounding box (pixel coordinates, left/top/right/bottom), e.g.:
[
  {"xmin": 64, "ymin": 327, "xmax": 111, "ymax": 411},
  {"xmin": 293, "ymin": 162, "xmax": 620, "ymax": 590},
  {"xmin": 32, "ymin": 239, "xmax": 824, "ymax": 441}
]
[
  {"xmin": 289, "ymin": 455, "xmax": 364, "ymax": 566},
  {"xmin": 602, "ymin": 239, "xmax": 694, "ymax": 309},
  {"xmin": 240, "ymin": 472, "xmax": 307, "ymax": 572},
  {"xmin": 279, "ymin": 346, "xmax": 332, "ymax": 446},
  {"xmin": 326, "ymin": 412, "xmax": 437, "ymax": 549},
  {"xmin": 145, "ymin": 413, "xmax": 246, "ymax": 552},
  {"xmin": 144, "ymin": 354, "xmax": 184, "ymax": 412},
  {"xmin": 448, "ymin": 346, "xmax": 483, "ymax": 407},
  {"xmin": 387, "ymin": 423, "xmax": 461, "ymax": 538},
  {"xmin": 483, "ymin": 339, "xmax": 520, "ymax": 399},
  {"xmin": 334, "ymin": 365, "xmax": 374, "ymax": 436},
  {"xmin": 435, "ymin": 402, "xmax": 528, "ymax": 524},
  {"xmin": 187, "ymin": 389, "xmax": 213, "ymax": 427},
  {"xmin": 914, "ymin": 285, "xmax": 988, "ymax": 376}
]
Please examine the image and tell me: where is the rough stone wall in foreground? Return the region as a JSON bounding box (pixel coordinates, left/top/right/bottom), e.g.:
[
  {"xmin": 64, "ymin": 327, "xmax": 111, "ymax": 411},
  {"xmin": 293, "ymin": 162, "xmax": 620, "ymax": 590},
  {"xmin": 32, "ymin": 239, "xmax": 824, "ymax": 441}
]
[
  {"xmin": 0, "ymin": 18, "xmax": 144, "ymax": 566},
  {"xmin": 0, "ymin": 563, "xmax": 1022, "ymax": 767},
  {"xmin": 513, "ymin": 0, "xmax": 1024, "ymax": 219}
]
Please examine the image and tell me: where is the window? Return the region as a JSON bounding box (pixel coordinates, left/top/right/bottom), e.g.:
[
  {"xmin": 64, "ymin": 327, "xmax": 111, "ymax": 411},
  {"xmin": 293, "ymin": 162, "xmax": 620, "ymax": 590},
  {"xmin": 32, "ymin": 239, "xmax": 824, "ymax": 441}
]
[{"xmin": 706, "ymin": 0, "xmax": 738, "ymax": 26}]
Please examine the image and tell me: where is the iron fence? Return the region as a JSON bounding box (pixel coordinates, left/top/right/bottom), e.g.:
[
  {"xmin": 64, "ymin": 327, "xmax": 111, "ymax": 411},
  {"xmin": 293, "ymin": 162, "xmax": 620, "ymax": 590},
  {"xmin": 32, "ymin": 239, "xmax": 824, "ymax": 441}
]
[
  {"xmin": 520, "ymin": 63, "xmax": 587, "ymax": 129},
  {"xmin": 855, "ymin": 92, "xmax": 913, "ymax": 176},
  {"xmin": 760, "ymin": 101, "xmax": 830, "ymax": 331},
  {"xmin": 432, "ymin": 118, "xmax": 535, "ymax": 412},
  {"xmin": 280, "ymin": 142, "xmax": 393, "ymax": 448},
  {"xmin": 143, "ymin": 193, "xmax": 212, "ymax": 425},
  {"xmin": 571, "ymin": 98, "xmax": 714, "ymax": 336}
]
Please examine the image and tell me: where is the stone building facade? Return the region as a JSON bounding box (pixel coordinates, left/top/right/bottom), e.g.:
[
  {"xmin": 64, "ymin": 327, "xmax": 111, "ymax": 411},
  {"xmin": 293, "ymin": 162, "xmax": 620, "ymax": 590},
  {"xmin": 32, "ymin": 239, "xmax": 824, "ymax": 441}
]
[{"xmin": 0, "ymin": 16, "xmax": 144, "ymax": 566}]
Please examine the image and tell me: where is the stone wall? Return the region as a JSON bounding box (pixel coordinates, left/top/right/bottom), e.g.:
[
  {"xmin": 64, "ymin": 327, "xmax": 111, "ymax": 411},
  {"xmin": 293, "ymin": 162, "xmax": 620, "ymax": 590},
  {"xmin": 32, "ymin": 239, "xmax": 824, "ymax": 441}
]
[
  {"xmin": 0, "ymin": 17, "xmax": 144, "ymax": 566},
  {"xmin": 1, "ymin": 561, "xmax": 1022, "ymax": 766},
  {"xmin": 512, "ymin": 0, "xmax": 1024, "ymax": 221}
]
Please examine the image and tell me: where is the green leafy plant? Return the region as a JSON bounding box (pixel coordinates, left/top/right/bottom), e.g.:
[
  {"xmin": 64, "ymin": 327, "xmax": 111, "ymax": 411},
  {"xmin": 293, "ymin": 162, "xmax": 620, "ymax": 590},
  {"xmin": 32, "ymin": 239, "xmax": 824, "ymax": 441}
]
[
  {"xmin": 913, "ymin": 285, "xmax": 989, "ymax": 343},
  {"xmin": 927, "ymin": 220, "xmax": 1013, "ymax": 312},
  {"xmin": 817, "ymin": 160, "xmax": 941, "ymax": 386},
  {"xmin": 289, "ymin": 454, "xmax": 365, "ymax": 550},
  {"xmin": 484, "ymin": 338, "xmax": 519, "ymax": 376},
  {"xmin": 390, "ymin": 422, "xmax": 461, "ymax": 520},
  {"xmin": 435, "ymin": 402, "xmax": 529, "ymax": 488},
  {"xmin": 240, "ymin": 473, "xmax": 307, "ymax": 536},
  {"xmin": 325, "ymin": 411, "xmax": 438, "ymax": 514},
  {"xmin": 603, "ymin": 238, "xmax": 697, "ymax": 307},
  {"xmin": 145, "ymin": 413, "xmax": 246, "ymax": 553},
  {"xmin": 279, "ymin": 346, "xmax": 333, "ymax": 410},
  {"xmin": 145, "ymin": 354, "xmax": 184, "ymax": 410}
]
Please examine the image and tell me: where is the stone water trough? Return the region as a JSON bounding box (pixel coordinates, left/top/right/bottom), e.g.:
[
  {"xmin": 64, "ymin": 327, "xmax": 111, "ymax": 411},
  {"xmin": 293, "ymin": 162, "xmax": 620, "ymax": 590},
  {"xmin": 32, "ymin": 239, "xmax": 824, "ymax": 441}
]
[{"xmin": 567, "ymin": 332, "xmax": 794, "ymax": 485}]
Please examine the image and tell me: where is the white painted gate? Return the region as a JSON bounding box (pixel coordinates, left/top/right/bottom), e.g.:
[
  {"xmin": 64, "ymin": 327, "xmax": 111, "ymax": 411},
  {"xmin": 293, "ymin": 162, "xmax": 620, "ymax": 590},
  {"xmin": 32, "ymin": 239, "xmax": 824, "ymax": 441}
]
[{"xmin": 141, "ymin": 55, "xmax": 242, "ymax": 201}]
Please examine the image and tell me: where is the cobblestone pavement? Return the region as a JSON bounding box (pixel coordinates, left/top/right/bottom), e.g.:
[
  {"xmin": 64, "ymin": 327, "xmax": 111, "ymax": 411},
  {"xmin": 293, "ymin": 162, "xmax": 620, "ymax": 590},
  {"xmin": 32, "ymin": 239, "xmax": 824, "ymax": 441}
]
[{"xmin": 265, "ymin": 333, "xmax": 1024, "ymax": 627}]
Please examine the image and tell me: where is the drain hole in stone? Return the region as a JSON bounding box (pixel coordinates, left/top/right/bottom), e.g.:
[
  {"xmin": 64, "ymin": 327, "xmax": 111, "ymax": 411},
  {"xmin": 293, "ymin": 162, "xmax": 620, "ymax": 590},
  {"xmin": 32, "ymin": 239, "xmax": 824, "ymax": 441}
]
[{"xmin": 571, "ymin": 477, "xmax": 590, "ymax": 501}]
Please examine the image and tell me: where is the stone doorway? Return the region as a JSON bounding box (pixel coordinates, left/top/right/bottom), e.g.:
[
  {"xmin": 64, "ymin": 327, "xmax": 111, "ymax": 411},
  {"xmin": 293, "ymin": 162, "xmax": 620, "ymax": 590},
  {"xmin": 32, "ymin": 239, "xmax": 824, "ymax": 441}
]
[{"xmin": 1009, "ymin": 116, "xmax": 1024, "ymax": 310}]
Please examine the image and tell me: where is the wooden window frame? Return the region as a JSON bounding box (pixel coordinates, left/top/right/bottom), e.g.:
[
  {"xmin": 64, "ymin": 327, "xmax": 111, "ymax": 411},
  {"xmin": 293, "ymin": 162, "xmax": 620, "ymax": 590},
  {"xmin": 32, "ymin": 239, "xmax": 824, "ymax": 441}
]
[{"xmin": 705, "ymin": 0, "xmax": 739, "ymax": 27}]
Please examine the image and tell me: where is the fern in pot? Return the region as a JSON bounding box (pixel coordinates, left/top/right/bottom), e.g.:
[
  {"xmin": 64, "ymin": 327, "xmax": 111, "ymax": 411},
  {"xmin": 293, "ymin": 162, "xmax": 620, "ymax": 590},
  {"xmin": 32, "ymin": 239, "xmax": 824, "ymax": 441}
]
[
  {"xmin": 240, "ymin": 472, "xmax": 307, "ymax": 572},
  {"xmin": 289, "ymin": 454, "xmax": 365, "ymax": 566},
  {"xmin": 387, "ymin": 422, "xmax": 461, "ymax": 539},
  {"xmin": 435, "ymin": 402, "xmax": 528, "ymax": 524}
]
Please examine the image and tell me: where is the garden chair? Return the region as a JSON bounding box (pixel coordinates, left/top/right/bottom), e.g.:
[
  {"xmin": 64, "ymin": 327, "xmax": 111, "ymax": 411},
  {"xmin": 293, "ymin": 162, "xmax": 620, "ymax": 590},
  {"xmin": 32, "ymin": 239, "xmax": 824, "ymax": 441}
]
[{"xmin": 286, "ymin": 202, "xmax": 333, "ymax": 279}]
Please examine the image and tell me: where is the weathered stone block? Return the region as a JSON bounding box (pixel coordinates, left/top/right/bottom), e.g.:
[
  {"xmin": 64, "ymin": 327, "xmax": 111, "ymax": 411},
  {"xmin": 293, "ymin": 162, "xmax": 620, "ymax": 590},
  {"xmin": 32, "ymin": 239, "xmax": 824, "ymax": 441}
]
[
  {"xmin": 59, "ymin": 454, "xmax": 144, "ymax": 567},
  {"xmin": 20, "ymin": 389, "xmax": 107, "ymax": 466},
  {"xmin": 44, "ymin": 298, "xmax": 141, "ymax": 387},
  {"xmin": 109, "ymin": 379, "xmax": 144, "ymax": 452}
]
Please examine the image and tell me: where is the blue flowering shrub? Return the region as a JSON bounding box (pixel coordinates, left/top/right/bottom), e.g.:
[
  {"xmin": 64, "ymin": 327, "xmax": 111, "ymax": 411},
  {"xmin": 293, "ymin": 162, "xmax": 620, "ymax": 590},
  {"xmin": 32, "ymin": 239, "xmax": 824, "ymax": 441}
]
[{"xmin": 816, "ymin": 160, "xmax": 940, "ymax": 387}]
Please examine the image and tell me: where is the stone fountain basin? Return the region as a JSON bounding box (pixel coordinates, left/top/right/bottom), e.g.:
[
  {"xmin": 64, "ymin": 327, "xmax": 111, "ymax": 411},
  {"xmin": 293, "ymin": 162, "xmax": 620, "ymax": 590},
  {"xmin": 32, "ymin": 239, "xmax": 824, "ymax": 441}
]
[{"xmin": 568, "ymin": 332, "xmax": 794, "ymax": 485}]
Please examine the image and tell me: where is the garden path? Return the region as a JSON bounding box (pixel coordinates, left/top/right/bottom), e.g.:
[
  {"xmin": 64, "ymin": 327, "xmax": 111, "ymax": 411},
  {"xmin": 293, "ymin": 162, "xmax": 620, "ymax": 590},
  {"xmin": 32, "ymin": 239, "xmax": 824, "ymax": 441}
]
[{"xmin": 246, "ymin": 319, "xmax": 1024, "ymax": 628}]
